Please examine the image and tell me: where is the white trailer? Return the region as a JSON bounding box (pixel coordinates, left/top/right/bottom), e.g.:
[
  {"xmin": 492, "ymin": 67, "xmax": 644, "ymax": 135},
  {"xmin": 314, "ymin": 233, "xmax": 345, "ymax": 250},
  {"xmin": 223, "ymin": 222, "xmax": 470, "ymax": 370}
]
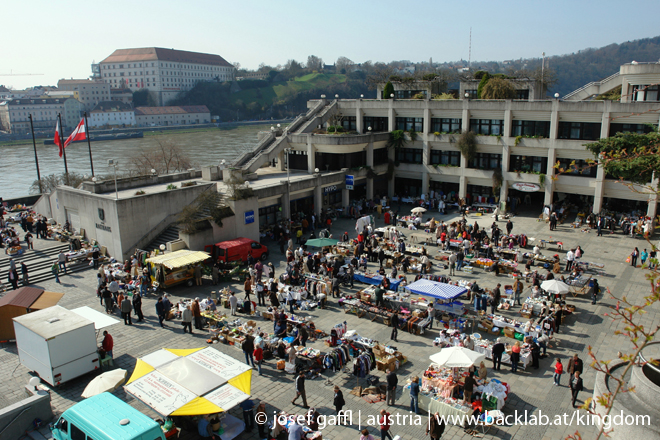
[{"xmin": 13, "ymin": 305, "xmax": 100, "ymax": 386}]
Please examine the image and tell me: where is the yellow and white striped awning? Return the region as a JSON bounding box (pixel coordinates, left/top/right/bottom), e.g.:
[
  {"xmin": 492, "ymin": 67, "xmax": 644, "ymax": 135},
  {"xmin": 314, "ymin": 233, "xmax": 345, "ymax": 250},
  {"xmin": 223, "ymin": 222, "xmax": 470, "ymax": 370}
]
[{"xmin": 146, "ymin": 250, "xmax": 210, "ymax": 269}]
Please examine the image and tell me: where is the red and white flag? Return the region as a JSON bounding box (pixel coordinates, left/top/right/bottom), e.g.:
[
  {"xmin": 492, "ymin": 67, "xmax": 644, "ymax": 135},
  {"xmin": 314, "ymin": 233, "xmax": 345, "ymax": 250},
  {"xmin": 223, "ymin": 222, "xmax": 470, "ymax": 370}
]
[
  {"xmin": 63, "ymin": 118, "xmax": 87, "ymax": 148},
  {"xmin": 54, "ymin": 119, "xmax": 64, "ymax": 157}
]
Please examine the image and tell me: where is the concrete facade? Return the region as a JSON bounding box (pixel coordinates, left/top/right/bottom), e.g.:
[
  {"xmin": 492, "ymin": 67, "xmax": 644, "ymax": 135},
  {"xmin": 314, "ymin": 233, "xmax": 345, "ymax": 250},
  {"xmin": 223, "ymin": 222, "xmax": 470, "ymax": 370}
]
[
  {"xmin": 134, "ymin": 105, "xmax": 210, "ymax": 127},
  {"xmin": 88, "ymin": 101, "xmax": 135, "ymax": 128},
  {"xmin": 0, "ymin": 97, "xmax": 85, "ymax": 133},
  {"xmin": 57, "ymin": 79, "xmax": 111, "ymax": 111}
]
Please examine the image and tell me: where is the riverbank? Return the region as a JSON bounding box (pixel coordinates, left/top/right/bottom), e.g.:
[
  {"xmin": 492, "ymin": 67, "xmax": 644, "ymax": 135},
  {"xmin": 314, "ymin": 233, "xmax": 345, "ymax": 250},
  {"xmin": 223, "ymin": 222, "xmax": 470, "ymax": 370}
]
[{"xmin": 0, "ymin": 119, "xmax": 291, "ymax": 147}]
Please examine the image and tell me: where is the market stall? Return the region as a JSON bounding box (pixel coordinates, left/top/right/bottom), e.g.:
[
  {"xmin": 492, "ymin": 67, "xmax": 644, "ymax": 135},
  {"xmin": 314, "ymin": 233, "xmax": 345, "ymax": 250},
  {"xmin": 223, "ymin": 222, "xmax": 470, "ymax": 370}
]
[
  {"xmin": 125, "ymin": 347, "xmax": 252, "ymax": 440},
  {"xmin": 353, "ymin": 272, "xmax": 402, "ymax": 290},
  {"xmin": 146, "ymin": 250, "xmax": 211, "ymax": 289}
]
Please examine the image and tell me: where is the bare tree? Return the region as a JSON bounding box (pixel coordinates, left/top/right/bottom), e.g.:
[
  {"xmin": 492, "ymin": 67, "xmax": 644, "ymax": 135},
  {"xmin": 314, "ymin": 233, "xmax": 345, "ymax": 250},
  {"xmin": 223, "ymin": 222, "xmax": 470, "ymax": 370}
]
[
  {"xmin": 306, "ymin": 55, "xmax": 323, "ymax": 70},
  {"xmin": 130, "ymin": 137, "xmax": 193, "ymax": 175},
  {"xmin": 30, "ymin": 172, "xmax": 87, "ymax": 194},
  {"xmin": 336, "ymin": 56, "xmax": 354, "ymax": 72}
]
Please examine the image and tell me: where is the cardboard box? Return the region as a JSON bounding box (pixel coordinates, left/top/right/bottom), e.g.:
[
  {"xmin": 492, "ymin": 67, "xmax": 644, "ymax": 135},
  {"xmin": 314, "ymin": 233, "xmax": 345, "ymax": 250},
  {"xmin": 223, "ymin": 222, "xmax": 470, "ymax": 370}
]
[{"xmin": 504, "ymin": 327, "xmax": 515, "ymax": 338}]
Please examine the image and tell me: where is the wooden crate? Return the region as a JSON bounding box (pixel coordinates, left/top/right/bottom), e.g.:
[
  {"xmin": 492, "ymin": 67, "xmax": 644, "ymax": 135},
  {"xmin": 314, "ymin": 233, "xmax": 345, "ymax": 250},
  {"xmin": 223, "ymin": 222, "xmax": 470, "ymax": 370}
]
[{"xmin": 504, "ymin": 327, "xmax": 515, "ymax": 338}]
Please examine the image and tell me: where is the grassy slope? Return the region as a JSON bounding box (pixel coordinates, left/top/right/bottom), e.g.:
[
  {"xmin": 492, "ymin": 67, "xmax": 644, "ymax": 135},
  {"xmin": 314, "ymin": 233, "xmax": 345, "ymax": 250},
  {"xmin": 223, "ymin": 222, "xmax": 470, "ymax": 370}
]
[{"xmin": 229, "ymin": 73, "xmax": 347, "ymax": 106}]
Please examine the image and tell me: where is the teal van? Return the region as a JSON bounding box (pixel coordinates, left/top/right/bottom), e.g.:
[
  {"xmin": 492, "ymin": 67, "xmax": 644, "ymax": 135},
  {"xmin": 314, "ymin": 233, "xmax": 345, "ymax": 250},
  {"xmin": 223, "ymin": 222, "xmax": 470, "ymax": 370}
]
[{"xmin": 50, "ymin": 392, "xmax": 166, "ymax": 440}]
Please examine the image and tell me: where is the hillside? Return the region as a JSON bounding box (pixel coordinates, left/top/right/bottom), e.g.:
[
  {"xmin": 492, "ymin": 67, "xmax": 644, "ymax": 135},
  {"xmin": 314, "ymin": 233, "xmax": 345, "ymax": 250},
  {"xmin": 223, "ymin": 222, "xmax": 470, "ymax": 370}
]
[{"xmin": 229, "ymin": 73, "xmax": 347, "ymax": 106}]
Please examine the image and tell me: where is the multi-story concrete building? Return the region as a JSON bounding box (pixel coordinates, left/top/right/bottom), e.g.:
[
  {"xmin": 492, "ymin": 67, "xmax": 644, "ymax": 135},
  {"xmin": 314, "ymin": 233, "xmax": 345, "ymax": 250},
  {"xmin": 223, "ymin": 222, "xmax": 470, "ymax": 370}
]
[
  {"xmin": 134, "ymin": 105, "xmax": 210, "ymax": 127},
  {"xmin": 0, "ymin": 97, "xmax": 70, "ymax": 134},
  {"xmin": 225, "ymin": 61, "xmax": 660, "ymax": 223},
  {"xmin": 88, "ymin": 101, "xmax": 135, "ymax": 128},
  {"xmin": 110, "ymin": 88, "xmax": 133, "ymax": 105},
  {"xmin": 57, "ymin": 79, "xmax": 111, "ymax": 111},
  {"xmin": 99, "ymin": 47, "xmax": 234, "ymax": 105}
]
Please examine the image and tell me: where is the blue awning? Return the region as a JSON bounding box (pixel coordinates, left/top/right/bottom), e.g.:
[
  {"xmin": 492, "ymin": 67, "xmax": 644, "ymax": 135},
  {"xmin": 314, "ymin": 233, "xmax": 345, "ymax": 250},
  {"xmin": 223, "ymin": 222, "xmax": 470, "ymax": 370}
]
[{"xmin": 405, "ymin": 279, "xmax": 467, "ymax": 300}]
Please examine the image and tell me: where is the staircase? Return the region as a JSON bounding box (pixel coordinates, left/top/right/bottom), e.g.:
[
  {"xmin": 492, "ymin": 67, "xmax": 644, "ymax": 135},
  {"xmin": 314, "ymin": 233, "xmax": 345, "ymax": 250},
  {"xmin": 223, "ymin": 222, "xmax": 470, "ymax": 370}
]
[
  {"xmin": 562, "ymin": 72, "xmax": 621, "ymax": 101},
  {"xmin": 143, "ymin": 225, "xmax": 180, "ymax": 254},
  {"xmin": 0, "ymin": 243, "xmax": 93, "ymax": 291},
  {"xmin": 26, "ymin": 426, "xmax": 55, "ymax": 440}
]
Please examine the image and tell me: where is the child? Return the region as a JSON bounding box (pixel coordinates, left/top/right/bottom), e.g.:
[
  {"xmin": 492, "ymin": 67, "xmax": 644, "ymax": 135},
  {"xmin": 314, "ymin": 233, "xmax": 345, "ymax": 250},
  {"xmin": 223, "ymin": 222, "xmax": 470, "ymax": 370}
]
[{"xmin": 553, "ymin": 358, "xmax": 563, "ymax": 386}]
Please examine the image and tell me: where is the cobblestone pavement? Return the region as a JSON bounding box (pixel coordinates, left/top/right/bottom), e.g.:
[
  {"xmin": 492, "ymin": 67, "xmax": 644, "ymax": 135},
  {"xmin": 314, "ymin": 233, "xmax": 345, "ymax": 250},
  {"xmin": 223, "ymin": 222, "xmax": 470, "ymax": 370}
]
[{"xmin": 0, "ymin": 206, "xmax": 655, "ymax": 440}]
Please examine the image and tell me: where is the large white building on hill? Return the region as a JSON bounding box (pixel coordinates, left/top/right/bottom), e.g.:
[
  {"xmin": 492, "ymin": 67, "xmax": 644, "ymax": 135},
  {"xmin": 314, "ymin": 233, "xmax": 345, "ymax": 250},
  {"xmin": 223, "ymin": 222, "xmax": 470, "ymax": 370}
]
[{"xmin": 98, "ymin": 47, "xmax": 234, "ymax": 105}]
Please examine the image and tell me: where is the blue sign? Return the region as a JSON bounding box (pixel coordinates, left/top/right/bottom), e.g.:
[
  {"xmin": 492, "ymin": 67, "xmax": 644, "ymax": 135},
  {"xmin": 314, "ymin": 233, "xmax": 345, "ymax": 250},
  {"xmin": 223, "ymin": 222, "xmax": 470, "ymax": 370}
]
[
  {"xmin": 244, "ymin": 210, "xmax": 255, "ymax": 224},
  {"xmin": 346, "ymin": 174, "xmax": 354, "ymax": 190}
]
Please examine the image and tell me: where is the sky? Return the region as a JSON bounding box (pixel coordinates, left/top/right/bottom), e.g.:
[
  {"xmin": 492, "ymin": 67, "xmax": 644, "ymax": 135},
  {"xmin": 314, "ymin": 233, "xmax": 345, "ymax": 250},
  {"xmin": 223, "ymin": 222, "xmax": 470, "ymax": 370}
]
[{"xmin": 2, "ymin": 0, "xmax": 660, "ymax": 90}]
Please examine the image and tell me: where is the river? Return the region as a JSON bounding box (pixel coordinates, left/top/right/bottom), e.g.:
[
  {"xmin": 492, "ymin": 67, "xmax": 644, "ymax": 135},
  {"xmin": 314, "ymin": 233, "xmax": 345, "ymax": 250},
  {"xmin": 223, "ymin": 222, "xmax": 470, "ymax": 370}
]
[{"xmin": 0, "ymin": 124, "xmax": 276, "ymax": 199}]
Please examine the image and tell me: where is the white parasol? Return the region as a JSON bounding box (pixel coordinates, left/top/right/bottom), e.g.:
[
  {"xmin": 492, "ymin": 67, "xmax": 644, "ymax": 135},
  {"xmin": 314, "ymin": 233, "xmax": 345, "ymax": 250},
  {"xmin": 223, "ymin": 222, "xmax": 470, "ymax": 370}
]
[
  {"xmin": 429, "ymin": 346, "xmax": 486, "ymax": 368},
  {"xmin": 540, "ymin": 279, "xmax": 570, "ymax": 294},
  {"xmin": 82, "ymin": 369, "xmax": 127, "ymax": 398},
  {"xmin": 411, "ymin": 207, "xmax": 427, "ymax": 214}
]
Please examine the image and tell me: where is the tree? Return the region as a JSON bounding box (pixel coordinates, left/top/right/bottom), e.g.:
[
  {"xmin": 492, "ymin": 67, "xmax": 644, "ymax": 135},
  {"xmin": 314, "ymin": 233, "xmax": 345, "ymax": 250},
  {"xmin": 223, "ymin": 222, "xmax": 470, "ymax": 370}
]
[
  {"xmin": 476, "ymin": 72, "xmax": 490, "ymax": 98},
  {"xmin": 178, "ymin": 190, "xmax": 233, "ymax": 233},
  {"xmin": 30, "ymin": 172, "xmax": 87, "ymax": 194},
  {"xmin": 130, "ymin": 137, "xmax": 193, "ymax": 175},
  {"xmin": 382, "ymin": 81, "xmax": 394, "ymax": 99},
  {"xmin": 457, "ymin": 131, "xmax": 477, "ymax": 161},
  {"xmin": 480, "ymin": 77, "xmax": 516, "ymax": 99},
  {"xmin": 336, "ymin": 56, "xmax": 354, "ymax": 72},
  {"xmin": 306, "ymin": 55, "xmax": 323, "ymax": 71}
]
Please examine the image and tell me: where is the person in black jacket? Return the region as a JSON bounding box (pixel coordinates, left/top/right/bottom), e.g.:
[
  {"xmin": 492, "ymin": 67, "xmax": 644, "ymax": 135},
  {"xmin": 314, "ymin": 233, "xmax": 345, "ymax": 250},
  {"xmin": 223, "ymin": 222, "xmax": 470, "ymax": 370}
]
[
  {"xmin": 243, "ymin": 334, "xmax": 256, "ymax": 367},
  {"xmin": 530, "ymin": 340, "xmax": 540, "ymax": 369},
  {"xmin": 292, "ymin": 372, "xmax": 308, "ymax": 408},
  {"xmin": 491, "ymin": 284, "xmax": 501, "ymax": 315},
  {"xmin": 333, "ymin": 385, "xmax": 345, "ymax": 414},
  {"xmin": 386, "ymin": 368, "xmax": 398, "ymax": 406},
  {"xmin": 491, "ymin": 338, "xmax": 505, "ymax": 370},
  {"xmin": 390, "ymin": 312, "xmax": 399, "ymax": 342},
  {"xmin": 570, "ymin": 371, "xmax": 584, "ymax": 408}
]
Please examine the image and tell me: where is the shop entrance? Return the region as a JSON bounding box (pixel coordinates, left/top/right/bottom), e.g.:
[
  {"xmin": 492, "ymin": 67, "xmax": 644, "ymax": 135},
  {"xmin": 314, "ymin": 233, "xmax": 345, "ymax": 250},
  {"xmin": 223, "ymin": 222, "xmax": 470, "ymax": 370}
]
[{"xmin": 429, "ymin": 181, "xmax": 459, "ymax": 202}]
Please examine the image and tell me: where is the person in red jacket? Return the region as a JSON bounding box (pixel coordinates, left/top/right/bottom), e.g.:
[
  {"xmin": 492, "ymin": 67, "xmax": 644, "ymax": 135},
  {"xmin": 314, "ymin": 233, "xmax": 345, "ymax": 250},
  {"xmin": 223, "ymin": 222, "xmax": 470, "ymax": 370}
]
[
  {"xmin": 253, "ymin": 345, "xmax": 263, "ymax": 376},
  {"xmin": 101, "ymin": 330, "xmax": 113, "ymax": 358},
  {"xmin": 553, "ymin": 358, "xmax": 563, "ymax": 386},
  {"xmin": 379, "ymin": 409, "xmax": 393, "ymax": 440}
]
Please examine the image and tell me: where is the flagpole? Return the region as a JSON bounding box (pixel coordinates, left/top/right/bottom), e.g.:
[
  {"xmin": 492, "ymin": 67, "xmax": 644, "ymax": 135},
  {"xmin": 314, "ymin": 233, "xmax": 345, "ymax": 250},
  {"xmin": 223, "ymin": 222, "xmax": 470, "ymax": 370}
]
[
  {"xmin": 84, "ymin": 112, "xmax": 94, "ymax": 177},
  {"xmin": 28, "ymin": 114, "xmax": 43, "ymax": 193},
  {"xmin": 58, "ymin": 113, "xmax": 69, "ymax": 183}
]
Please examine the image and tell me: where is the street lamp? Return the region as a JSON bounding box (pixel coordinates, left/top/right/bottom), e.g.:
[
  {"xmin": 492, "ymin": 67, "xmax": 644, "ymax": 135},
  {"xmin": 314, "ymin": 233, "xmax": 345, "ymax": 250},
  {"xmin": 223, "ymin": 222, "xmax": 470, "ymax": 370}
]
[
  {"xmin": 554, "ymin": 93, "xmax": 560, "ymax": 99},
  {"xmin": 108, "ymin": 159, "xmax": 118, "ymax": 200},
  {"xmin": 390, "ymin": 93, "xmax": 394, "ymax": 99},
  {"xmin": 464, "ymin": 92, "xmax": 470, "ymax": 99},
  {"xmin": 314, "ymin": 168, "xmax": 320, "ymax": 174},
  {"xmin": 368, "ymin": 126, "xmax": 372, "ymax": 132},
  {"xmin": 321, "ymin": 94, "xmax": 326, "ymax": 99}
]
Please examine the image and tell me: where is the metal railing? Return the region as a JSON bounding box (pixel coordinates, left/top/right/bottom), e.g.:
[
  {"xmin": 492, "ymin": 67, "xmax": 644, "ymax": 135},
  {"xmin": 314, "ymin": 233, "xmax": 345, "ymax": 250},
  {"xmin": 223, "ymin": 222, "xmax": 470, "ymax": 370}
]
[{"xmin": 562, "ymin": 73, "xmax": 620, "ymax": 100}]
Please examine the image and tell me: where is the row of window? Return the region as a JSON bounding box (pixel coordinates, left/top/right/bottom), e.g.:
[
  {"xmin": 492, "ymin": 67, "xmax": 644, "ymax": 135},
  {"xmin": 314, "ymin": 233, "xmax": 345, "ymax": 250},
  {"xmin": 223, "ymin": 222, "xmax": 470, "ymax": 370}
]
[{"xmin": 104, "ymin": 62, "xmax": 230, "ymax": 71}]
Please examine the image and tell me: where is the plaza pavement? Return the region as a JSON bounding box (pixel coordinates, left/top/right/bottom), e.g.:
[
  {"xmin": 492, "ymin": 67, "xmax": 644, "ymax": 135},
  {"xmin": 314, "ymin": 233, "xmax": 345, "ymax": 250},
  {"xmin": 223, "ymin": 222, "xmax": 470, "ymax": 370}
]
[{"xmin": 0, "ymin": 205, "xmax": 656, "ymax": 440}]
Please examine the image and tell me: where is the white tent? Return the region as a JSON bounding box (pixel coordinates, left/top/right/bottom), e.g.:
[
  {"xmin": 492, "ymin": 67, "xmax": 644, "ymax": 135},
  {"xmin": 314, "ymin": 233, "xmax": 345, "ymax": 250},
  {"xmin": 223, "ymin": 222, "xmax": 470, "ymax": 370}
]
[
  {"xmin": 406, "ymin": 279, "xmax": 467, "ymax": 300},
  {"xmin": 540, "ymin": 279, "xmax": 570, "ymax": 294},
  {"xmin": 429, "ymin": 346, "xmax": 486, "ymax": 368}
]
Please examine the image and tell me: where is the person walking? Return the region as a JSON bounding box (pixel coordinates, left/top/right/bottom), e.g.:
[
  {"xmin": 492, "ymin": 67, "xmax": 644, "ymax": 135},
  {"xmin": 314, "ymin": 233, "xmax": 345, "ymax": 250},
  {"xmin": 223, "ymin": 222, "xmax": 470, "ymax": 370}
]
[
  {"xmin": 102, "ymin": 288, "xmax": 113, "ymax": 314},
  {"xmin": 567, "ymin": 354, "xmax": 583, "ymax": 376},
  {"xmin": 120, "ymin": 295, "xmax": 132, "ymax": 325},
  {"xmin": 51, "ymin": 261, "xmax": 61, "ymax": 284},
  {"xmin": 631, "ymin": 247, "xmax": 639, "ymax": 267},
  {"xmin": 140, "ymin": 270, "xmax": 149, "ymax": 296},
  {"xmin": 243, "ymin": 334, "xmax": 256, "ymax": 367},
  {"xmin": 565, "ymin": 249, "xmax": 575, "ymax": 272},
  {"xmin": 463, "ymin": 371, "xmax": 475, "ymax": 404},
  {"xmin": 192, "ymin": 298, "xmax": 203, "ymax": 330},
  {"xmin": 426, "ymin": 412, "xmax": 446, "ymax": 440},
  {"xmin": 333, "ymin": 385, "xmax": 345, "ymax": 414},
  {"xmin": 530, "ymin": 339, "xmax": 540, "ymax": 369},
  {"xmin": 132, "ymin": 292, "xmax": 144, "ymax": 322},
  {"xmin": 182, "ymin": 306, "xmax": 193, "ymax": 334},
  {"xmin": 591, "ymin": 278, "xmax": 600, "ymax": 305},
  {"xmin": 20, "ymin": 262, "xmax": 29, "ymax": 286},
  {"xmin": 510, "ymin": 341, "xmax": 521, "ymax": 373},
  {"xmin": 570, "ymin": 371, "xmax": 584, "ymax": 408},
  {"xmin": 553, "ymin": 358, "xmax": 564, "ymax": 386},
  {"xmin": 101, "ymin": 330, "xmax": 113, "ymax": 358},
  {"xmin": 448, "ymin": 252, "xmax": 457, "ymax": 276},
  {"xmin": 254, "ymin": 343, "xmax": 263, "ymax": 376},
  {"xmin": 57, "ymin": 251, "xmax": 68, "ymax": 274},
  {"xmin": 379, "ymin": 409, "xmax": 394, "ymax": 440},
  {"xmin": 386, "ymin": 367, "xmax": 398, "ymax": 406},
  {"xmin": 292, "ymin": 371, "xmax": 308, "ymax": 407},
  {"xmin": 256, "ymin": 402, "xmax": 267, "ymax": 438},
  {"xmin": 491, "ymin": 338, "xmax": 505, "ymax": 370},
  {"xmin": 25, "ymin": 232, "xmax": 34, "ymax": 250},
  {"xmin": 506, "ymin": 219, "xmax": 513, "ymax": 236},
  {"xmin": 155, "ymin": 297, "xmax": 166, "ymax": 328},
  {"xmin": 390, "ymin": 312, "xmax": 399, "ymax": 342},
  {"xmin": 490, "ymin": 284, "xmax": 501, "ymax": 315},
  {"xmin": 410, "ymin": 376, "xmax": 420, "ymax": 414}
]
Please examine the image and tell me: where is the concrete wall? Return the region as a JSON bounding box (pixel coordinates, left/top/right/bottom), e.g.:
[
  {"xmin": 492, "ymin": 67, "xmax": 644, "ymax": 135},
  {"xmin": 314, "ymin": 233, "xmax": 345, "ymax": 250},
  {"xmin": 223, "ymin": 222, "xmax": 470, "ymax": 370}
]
[
  {"xmin": 226, "ymin": 197, "xmax": 260, "ymax": 242},
  {"xmin": 0, "ymin": 386, "xmax": 52, "ymax": 440},
  {"xmin": 45, "ymin": 183, "xmax": 212, "ymax": 260},
  {"xmin": 80, "ymin": 170, "xmax": 202, "ymax": 194}
]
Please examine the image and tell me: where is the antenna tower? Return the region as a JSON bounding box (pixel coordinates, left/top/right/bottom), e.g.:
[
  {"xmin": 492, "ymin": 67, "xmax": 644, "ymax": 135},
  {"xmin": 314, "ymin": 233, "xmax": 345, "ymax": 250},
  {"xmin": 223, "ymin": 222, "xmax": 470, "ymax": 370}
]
[{"xmin": 468, "ymin": 27, "xmax": 472, "ymax": 68}]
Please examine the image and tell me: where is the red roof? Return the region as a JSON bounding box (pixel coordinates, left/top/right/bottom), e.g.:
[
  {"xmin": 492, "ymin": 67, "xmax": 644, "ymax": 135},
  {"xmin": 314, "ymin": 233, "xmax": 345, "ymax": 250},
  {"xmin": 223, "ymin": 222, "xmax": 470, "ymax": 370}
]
[
  {"xmin": 0, "ymin": 287, "xmax": 44, "ymax": 308},
  {"xmin": 101, "ymin": 47, "xmax": 232, "ymax": 67},
  {"xmin": 214, "ymin": 238, "xmax": 253, "ymax": 249}
]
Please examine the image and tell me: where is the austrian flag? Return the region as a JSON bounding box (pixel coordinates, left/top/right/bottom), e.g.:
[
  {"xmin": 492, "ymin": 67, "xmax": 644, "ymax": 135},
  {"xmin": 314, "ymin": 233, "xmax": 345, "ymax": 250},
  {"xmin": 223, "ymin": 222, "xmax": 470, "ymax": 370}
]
[{"xmin": 64, "ymin": 118, "xmax": 87, "ymax": 148}]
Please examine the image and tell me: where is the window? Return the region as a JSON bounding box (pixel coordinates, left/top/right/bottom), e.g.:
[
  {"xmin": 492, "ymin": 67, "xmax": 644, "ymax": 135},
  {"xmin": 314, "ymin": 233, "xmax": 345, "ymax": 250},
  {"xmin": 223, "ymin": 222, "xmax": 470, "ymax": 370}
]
[
  {"xmin": 396, "ymin": 147, "xmax": 423, "ymax": 164},
  {"xmin": 70, "ymin": 424, "xmax": 85, "ymax": 440},
  {"xmin": 470, "ymin": 119, "xmax": 504, "ymax": 136},
  {"xmin": 373, "ymin": 148, "xmax": 388, "ymax": 165},
  {"xmin": 511, "ymin": 120, "xmax": 550, "ymax": 138},
  {"xmin": 557, "ymin": 122, "xmax": 601, "ymax": 140},
  {"xmin": 362, "ymin": 116, "xmax": 387, "ymax": 132},
  {"xmin": 340, "ymin": 116, "xmax": 356, "ymax": 131},
  {"xmin": 395, "ymin": 177, "xmax": 423, "ymax": 197},
  {"xmin": 509, "ymin": 155, "xmax": 548, "ymax": 173},
  {"xmin": 395, "ymin": 117, "xmax": 423, "ymax": 132},
  {"xmin": 632, "ymin": 85, "xmax": 659, "ymax": 102},
  {"xmin": 430, "ymin": 118, "xmax": 461, "ymax": 134},
  {"xmin": 515, "ymin": 90, "xmax": 530, "ymax": 100},
  {"xmin": 610, "ymin": 123, "xmax": 656, "ymax": 135},
  {"xmin": 556, "ymin": 158, "xmax": 597, "ymax": 178},
  {"xmin": 465, "ymin": 89, "xmax": 478, "ymax": 99},
  {"xmin": 430, "ymin": 150, "xmax": 461, "ymax": 166},
  {"xmin": 468, "ymin": 153, "xmax": 502, "ymax": 170},
  {"xmin": 394, "ymin": 90, "xmax": 426, "ymax": 99}
]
